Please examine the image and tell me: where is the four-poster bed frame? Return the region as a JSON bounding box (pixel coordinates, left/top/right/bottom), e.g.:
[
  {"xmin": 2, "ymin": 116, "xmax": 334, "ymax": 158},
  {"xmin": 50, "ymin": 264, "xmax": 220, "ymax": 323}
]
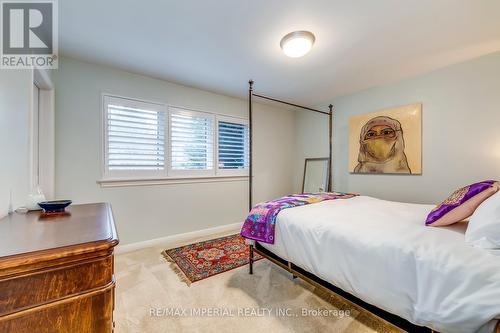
[
  {"xmin": 247, "ymin": 79, "xmax": 333, "ymax": 211},
  {"xmin": 245, "ymin": 80, "xmax": 434, "ymax": 333}
]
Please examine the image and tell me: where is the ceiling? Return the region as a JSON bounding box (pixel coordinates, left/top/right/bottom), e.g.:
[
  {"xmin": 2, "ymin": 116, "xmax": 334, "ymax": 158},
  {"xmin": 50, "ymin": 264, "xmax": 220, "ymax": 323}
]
[{"xmin": 59, "ymin": 0, "xmax": 500, "ymax": 105}]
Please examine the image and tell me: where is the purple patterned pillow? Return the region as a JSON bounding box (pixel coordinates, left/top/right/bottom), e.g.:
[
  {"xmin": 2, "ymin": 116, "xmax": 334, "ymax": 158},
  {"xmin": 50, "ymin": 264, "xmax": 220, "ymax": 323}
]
[{"xmin": 426, "ymin": 180, "xmax": 499, "ymax": 226}]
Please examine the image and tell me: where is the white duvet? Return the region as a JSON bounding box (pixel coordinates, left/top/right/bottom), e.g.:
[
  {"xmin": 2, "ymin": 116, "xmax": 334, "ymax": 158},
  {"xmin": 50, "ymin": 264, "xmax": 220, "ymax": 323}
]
[{"xmin": 259, "ymin": 196, "xmax": 500, "ymax": 333}]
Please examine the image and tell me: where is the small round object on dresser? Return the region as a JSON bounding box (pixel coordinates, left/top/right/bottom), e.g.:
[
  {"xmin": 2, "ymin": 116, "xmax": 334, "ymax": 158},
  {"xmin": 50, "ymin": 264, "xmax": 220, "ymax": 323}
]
[{"xmin": 37, "ymin": 200, "xmax": 72, "ymax": 213}]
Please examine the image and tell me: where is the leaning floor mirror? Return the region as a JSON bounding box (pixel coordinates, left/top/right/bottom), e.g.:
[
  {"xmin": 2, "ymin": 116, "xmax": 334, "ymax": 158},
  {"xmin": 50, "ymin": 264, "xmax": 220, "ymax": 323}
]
[{"xmin": 302, "ymin": 158, "xmax": 330, "ymax": 193}]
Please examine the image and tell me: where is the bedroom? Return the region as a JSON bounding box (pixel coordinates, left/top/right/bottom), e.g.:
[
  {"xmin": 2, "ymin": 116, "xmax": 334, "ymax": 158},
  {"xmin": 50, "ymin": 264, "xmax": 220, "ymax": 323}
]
[{"xmin": 0, "ymin": 0, "xmax": 499, "ymax": 332}]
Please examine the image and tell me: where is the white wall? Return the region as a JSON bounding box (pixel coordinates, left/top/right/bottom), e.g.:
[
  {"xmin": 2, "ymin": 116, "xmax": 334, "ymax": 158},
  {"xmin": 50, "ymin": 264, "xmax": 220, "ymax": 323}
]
[
  {"xmin": 293, "ymin": 110, "xmax": 329, "ymax": 192},
  {"xmin": 0, "ymin": 70, "xmax": 33, "ymax": 217},
  {"xmin": 53, "ymin": 57, "xmax": 295, "ymax": 245},
  {"xmin": 296, "ymin": 51, "xmax": 500, "ymax": 204}
]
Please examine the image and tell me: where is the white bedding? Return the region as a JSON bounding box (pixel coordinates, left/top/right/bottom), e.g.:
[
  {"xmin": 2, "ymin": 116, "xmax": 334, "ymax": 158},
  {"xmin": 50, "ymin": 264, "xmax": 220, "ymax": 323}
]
[{"xmin": 259, "ymin": 196, "xmax": 500, "ymax": 333}]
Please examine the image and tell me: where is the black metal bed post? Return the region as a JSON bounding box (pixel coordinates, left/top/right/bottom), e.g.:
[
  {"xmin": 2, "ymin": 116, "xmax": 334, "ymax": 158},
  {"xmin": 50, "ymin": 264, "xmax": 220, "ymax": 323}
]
[
  {"xmin": 249, "ymin": 243, "xmax": 254, "ymax": 275},
  {"xmin": 248, "ymin": 80, "xmax": 254, "ymax": 275},
  {"xmin": 328, "ymin": 104, "xmax": 333, "ymax": 192},
  {"xmin": 248, "ymin": 80, "xmax": 253, "ymax": 211}
]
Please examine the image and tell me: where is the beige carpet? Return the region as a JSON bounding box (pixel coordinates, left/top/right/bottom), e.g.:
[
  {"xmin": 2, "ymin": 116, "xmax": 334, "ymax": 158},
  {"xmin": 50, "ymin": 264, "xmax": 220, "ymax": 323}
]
[{"xmin": 114, "ymin": 232, "xmax": 404, "ymax": 333}]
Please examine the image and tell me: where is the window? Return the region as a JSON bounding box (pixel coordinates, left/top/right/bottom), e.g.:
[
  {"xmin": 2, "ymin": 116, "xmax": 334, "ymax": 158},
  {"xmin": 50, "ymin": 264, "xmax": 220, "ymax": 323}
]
[
  {"xmin": 101, "ymin": 95, "xmax": 249, "ymax": 183},
  {"xmin": 217, "ymin": 118, "xmax": 249, "ymax": 174},
  {"xmin": 169, "ymin": 108, "xmax": 214, "ymax": 176},
  {"xmin": 103, "ymin": 95, "xmax": 167, "ymax": 179}
]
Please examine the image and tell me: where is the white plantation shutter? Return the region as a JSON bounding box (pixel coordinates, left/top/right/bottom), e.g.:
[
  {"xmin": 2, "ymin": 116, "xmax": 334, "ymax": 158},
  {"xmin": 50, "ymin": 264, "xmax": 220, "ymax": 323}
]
[
  {"xmin": 101, "ymin": 96, "xmax": 249, "ymax": 182},
  {"xmin": 169, "ymin": 108, "xmax": 214, "ymax": 173},
  {"xmin": 104, "ymin": 96, "xmax": 166, "ymax": 177},
  {"xmin": 218, "ymin": 120, "xmax": 249, "ymax": 170}
]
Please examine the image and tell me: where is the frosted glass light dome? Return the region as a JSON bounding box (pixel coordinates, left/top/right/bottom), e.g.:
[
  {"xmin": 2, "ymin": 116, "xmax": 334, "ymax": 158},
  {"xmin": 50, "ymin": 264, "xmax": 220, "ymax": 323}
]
[{"xmin": 280, "ymin": 31, "xmax": 315, "ymax": 58}]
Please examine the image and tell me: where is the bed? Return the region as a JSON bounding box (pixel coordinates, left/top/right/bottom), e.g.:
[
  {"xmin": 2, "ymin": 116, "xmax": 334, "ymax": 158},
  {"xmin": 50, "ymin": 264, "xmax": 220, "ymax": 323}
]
[
  {"xmin": 251, "ymin": 196, "xmax": 500, "ymax": 333},
  {"xmin": 244, "ymin": 81, "xmax": 500, "ymax": 332}
]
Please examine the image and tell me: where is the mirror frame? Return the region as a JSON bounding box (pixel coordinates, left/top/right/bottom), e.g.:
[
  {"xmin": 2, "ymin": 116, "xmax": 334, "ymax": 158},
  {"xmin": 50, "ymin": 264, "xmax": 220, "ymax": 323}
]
[{"xmin": 302, "ymin": 157, "xmax": 330, "ymax": 193}]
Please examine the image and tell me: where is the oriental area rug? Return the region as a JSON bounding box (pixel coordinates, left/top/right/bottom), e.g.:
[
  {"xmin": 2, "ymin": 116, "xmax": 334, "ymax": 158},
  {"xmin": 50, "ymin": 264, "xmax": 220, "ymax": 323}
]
[{"xmin": 162, "ymin": 234, "xmax": 262, "ymax": 285}]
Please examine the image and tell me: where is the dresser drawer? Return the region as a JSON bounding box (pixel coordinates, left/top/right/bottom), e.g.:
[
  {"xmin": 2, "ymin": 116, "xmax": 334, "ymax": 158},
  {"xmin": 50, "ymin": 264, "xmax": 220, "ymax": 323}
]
[
  {"xmin": 0, "ymin": 254, "xmax": 113, "ymax": 316},
  {"xmin": 0, "ymin": 282, "xmax": 114, "ymax": 333}
]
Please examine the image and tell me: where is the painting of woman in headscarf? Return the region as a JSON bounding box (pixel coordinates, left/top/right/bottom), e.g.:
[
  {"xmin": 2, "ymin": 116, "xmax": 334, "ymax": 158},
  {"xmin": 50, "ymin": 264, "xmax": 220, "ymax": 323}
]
[{"xmin": 349, "ymin": 104, "xmax": 422, "ymax": 174}]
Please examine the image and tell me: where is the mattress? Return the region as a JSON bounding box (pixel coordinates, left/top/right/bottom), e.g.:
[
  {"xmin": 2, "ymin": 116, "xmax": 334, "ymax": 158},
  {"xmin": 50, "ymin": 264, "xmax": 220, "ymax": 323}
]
[{"xmin": 259, "ymin": 196, "xmax": 500, "ymax": 333}]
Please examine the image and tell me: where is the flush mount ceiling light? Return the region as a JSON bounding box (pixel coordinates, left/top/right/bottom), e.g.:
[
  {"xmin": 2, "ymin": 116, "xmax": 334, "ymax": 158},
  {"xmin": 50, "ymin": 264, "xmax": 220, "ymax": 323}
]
[{"xmin": 280, "ymin": 31, "xmax": 315, "ymax": 58}]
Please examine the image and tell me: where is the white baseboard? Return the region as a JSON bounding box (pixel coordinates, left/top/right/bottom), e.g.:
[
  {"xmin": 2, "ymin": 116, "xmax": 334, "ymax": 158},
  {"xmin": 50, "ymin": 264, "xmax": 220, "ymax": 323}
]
[{"xmin": 115, "ymin": 222, "xmax": 242, "ymax": 254}]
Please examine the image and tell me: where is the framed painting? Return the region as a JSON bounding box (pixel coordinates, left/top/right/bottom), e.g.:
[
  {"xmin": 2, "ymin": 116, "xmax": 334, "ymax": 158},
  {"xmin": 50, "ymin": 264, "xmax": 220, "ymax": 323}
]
[{"xmin": 348, "ymin": 103, "xmax": 422, "ymax": 174}]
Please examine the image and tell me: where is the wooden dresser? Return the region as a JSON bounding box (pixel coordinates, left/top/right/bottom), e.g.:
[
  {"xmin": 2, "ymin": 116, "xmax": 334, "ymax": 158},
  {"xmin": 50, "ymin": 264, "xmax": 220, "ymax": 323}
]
[{"xmin": 0, "ymin": 203, "xmax": 119, "ymax": 333}]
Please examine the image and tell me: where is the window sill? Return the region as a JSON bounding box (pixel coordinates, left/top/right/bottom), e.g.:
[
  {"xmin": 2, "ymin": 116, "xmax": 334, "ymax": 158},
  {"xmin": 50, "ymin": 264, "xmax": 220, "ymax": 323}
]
[{"xmin": 97, "ymin": 175, "xmax": 249, "ymax": 188}]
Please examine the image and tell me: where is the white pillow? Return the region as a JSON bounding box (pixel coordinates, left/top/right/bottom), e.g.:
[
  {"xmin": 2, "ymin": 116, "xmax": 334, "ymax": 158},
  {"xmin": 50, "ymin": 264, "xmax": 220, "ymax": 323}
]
[{"xmin": 465, "ymin": 190, "xmax": 500, "ymax": 249}]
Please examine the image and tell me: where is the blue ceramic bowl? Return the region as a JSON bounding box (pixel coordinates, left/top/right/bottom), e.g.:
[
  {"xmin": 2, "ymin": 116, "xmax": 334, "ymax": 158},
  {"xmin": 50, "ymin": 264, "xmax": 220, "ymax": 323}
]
[{"xmin": 38, "ymin": 200, "xmax": 72, "ymax": 213}]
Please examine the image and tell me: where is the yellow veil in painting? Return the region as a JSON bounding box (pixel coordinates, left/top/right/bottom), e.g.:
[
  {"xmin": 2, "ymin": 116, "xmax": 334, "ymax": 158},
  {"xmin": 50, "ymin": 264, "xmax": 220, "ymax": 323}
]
[{"xmin": 354, "ymin": 116, "xmax": 411, "ymax": 174}]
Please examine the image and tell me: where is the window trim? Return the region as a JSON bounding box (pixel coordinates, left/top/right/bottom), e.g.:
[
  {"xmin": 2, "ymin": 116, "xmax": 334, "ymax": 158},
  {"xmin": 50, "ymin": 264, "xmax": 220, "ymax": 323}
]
[
  {"xmin": 32, "ymin": 81, "xmax": 40, "ymax": 188},
  {"xmin": 100, "ymin": 94, "xmax": 249, "ymax": 185},
  {"xmin": 215, "ymin": 115, "xmax": 249, "ymax": 177},
  {"xmin": 97, "ymin": 175, "xmax": 249, "ymax": 187},
  {"xmin": 31, "ymin": 68, "xmax": 55, "ymax": 198}
]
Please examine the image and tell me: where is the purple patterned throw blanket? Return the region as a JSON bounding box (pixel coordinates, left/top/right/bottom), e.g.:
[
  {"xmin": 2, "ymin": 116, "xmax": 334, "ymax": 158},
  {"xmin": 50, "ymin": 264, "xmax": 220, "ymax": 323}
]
[{"xmin": 240, "ymin": 192, "xmax": 357, "ymax": 244}]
